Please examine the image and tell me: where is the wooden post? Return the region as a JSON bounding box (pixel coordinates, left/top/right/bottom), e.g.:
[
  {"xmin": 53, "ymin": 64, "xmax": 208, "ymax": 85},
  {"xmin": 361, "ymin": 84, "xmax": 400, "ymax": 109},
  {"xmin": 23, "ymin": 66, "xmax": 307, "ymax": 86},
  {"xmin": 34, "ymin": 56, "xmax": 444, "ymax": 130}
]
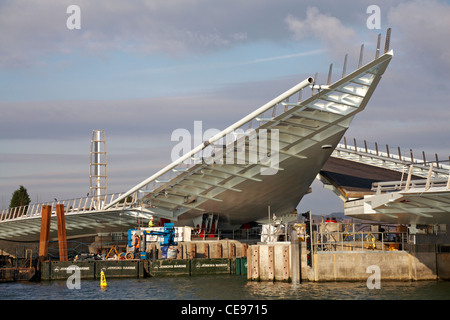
[
  {"xmin": 217, "ymin": 242, "xmax": 222, "ymax": 258},
  {"xmin": 242, "ymin": 243, "xmax": 248, "ymax": 257},
  {"xmin": 246, "ymin": 246, "xmax": 251, "ymax": 280},
  {"xmin": 38, "ymin": 205, "xmax": 52, "ymax": 262},
  {"xmin": 204, "ymin": 243, "xmax": 209, "ymax": 258},
  {"xmin": 177, "ymin": 243, "xmax": 183, "ymax": 259},
  {"xmin": 190, "ymin": 243, "xmax": 196, "ymax": 259},
  {"xmin": 230, "ymin": 242, "xmax": 236, "ymax": 258},
  {"xmin": 56, "ymin": 204, "xmax": 68, "ymax": 261}
]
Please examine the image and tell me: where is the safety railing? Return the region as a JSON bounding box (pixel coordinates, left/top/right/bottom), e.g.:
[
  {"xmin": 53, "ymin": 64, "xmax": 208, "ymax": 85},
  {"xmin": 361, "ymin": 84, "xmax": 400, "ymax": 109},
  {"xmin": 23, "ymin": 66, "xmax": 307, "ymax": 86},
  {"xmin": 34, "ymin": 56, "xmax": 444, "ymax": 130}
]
[
  {"xmin": 335, "ymin": 137, "xmax": 450, "ymax": 180},
  {"xmin": 47, "ymin": 239, "xmax": 129, "ymax": 261},
  {"xmin": 311, "ymin": 223, "xmax": 408, "ymax": 252},
  {"xmin": 218, "ymin": 227, "xmax": 262, "ymax": 242},
  {"xmin": 372, "ymin": 161, "xmax": 450, "ymax": 194},
  {"xmin": 373, "ymin": 177, "xmax": 450, "ymax": 193},
  {"xmin": 0, "ymin": 191, "xmax": 140, "ymax": 223}
]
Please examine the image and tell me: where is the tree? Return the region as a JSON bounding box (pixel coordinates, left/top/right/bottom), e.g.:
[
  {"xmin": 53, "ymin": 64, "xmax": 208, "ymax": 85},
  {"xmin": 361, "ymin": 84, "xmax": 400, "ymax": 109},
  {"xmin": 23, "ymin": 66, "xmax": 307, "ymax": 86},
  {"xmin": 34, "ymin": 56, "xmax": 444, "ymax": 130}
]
[{"xmin": 9, "ymin": 185, "xmax": 31, "ymax": 209}]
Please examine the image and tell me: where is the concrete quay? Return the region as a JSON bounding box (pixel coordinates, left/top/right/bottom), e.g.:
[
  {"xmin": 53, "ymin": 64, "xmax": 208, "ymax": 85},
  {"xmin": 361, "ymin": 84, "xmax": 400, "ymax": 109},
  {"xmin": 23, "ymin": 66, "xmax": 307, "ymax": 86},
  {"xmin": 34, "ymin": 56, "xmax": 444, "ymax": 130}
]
[{"xmin": 247, "ymin": 242, "xmax": 450, "ymax": 282}]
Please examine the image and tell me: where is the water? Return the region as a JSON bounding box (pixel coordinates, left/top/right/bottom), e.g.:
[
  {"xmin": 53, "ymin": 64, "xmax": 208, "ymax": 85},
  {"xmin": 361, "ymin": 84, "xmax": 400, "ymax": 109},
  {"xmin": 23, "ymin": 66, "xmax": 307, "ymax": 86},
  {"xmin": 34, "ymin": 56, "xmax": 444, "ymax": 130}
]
[
  {"xmin": 1, "ymin": 277, "xmax": 448, "ymax": 318},
  {"xmin": 1, "ymin": 275, "xmax": 449, "ymax": 300}
]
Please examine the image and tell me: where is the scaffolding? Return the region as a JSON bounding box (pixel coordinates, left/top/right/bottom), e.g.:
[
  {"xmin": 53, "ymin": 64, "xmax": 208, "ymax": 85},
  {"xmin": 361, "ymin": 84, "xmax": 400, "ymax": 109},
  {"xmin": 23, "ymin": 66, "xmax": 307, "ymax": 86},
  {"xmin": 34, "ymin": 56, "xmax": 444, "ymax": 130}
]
[
  {"xmin": 90, "ymin": 130, "xmax": 108, "ymax": 210},
  {"xmin": 308, "ymin": 222, "xmax": 408, "ymax": 252}
]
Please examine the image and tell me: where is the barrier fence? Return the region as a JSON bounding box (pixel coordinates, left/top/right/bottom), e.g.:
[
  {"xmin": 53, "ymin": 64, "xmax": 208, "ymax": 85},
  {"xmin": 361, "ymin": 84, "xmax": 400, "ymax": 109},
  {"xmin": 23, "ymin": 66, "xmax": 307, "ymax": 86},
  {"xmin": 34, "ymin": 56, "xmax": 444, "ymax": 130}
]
[
  {"xmin": 311, "ymin": 223, "xmax": 408, "ymax": 252},
  {"xmin": 0, "ymin": 192, "xmax": 140, "ymax": 222}
]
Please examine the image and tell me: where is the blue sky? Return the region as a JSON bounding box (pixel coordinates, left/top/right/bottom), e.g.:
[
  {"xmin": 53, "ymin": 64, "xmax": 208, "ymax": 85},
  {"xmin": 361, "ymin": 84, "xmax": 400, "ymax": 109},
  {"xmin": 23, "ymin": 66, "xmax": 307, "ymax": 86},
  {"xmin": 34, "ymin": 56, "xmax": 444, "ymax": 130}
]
[{"xmin": 1, "ymin": 0, "xmax": 450, "ymax": 215}]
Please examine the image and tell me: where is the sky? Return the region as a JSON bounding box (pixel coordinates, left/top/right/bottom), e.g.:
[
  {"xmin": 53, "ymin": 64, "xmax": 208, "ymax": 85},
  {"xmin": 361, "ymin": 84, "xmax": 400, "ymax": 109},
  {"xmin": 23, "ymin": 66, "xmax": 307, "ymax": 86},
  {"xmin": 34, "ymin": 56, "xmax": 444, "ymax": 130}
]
[{"xmin": 1, "ymin": 0, "xmax": 450, "ymax": 216}]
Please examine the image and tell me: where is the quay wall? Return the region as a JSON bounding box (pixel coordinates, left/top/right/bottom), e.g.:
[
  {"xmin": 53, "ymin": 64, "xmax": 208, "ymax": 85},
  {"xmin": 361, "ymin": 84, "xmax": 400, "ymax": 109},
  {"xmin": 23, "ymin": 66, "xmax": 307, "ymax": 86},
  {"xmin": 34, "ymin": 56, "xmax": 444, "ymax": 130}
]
[
  {"xmin": 27, "ymin": 240, "xmax": 450, "ymax": 282},
  {"xmin": 247, "ymin": 243, "xmax": 450, "ymax": 282},
  {"xmin": 311, "ymin": 251, "xmax": 439, "ymax": 281}
]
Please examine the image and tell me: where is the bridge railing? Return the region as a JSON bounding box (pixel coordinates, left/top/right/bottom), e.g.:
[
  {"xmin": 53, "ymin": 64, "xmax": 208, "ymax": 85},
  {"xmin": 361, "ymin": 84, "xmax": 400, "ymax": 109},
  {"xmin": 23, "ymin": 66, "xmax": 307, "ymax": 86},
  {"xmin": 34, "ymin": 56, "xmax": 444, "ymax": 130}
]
[
  {"xmin": 0, "ymin": 192, "xmax": 140, "ymax": 222},
  {"xmin": 335, "ymin": 137, "xmax": 450, "ymax": 179},
  {"xmin": 372, "ymin": 162, "xmax": 450, "ymax": 193}
]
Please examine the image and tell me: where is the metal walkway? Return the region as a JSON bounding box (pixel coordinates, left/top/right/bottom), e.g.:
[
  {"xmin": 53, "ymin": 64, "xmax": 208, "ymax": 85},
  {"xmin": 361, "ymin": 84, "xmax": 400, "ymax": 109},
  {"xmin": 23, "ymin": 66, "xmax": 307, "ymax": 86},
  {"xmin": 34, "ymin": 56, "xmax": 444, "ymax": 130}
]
[{"xmin": 0, "ymin": 193, "xmax": 151, "ymax": 241}]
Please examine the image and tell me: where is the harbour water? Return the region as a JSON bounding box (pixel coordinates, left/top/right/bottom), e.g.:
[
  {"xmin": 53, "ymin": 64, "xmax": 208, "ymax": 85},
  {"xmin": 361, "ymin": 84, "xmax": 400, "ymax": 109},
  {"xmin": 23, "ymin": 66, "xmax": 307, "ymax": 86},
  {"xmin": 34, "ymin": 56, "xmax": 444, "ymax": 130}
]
[
  {"xmin": 1, "ymin": 276, "xmax": 448, "ymax": 318},
  {"xmin": 1, "ymin": 275, "xmax": 449, "ymax": 300}
]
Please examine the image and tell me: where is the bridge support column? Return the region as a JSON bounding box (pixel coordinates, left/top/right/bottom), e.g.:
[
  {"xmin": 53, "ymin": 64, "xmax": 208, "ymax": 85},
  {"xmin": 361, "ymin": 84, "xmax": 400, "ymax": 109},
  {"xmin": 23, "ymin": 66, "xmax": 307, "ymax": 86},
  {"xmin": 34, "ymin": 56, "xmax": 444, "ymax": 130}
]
[
  {"xmin": 38, "ymin": 205, "xmax": 52, "ymax": 261},
  {"xmin": 56, "ymin": 204, "xmax": 68, "ymax": 261}
]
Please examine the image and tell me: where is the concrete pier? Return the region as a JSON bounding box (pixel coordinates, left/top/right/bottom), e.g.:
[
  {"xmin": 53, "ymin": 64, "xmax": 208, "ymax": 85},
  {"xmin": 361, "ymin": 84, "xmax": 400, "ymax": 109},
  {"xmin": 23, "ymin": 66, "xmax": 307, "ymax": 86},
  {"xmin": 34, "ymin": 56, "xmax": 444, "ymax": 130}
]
[
  {"xmin": 247, "ymin": 243, "xmax": 294, "ymax": 282},
  {"xmin": 247, "ymin": 242, "xmax": 450, "ymax": 282},
  {"xmin": 311, "ymin": 251, "xmax": 450, "ymax": 281}
]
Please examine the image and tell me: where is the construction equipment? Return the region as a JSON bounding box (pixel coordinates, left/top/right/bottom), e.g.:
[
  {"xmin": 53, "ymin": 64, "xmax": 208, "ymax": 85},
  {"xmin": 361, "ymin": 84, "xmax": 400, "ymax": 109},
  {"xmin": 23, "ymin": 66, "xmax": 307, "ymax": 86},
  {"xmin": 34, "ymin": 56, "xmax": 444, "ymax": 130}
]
[
  {"xmin": 127, "ymin": 223, "xmax": 178, "ymax": 259},
  {"xmin": 125, "ymin": 252, "xmax": 135, "ymax": 260},
  {"xmin": 147, "ymin": 223, "xmax": 177, "ymax": 247},
  {"xmin": 105, "ymin": 246, "xmax": 124, "ymax": 260}
]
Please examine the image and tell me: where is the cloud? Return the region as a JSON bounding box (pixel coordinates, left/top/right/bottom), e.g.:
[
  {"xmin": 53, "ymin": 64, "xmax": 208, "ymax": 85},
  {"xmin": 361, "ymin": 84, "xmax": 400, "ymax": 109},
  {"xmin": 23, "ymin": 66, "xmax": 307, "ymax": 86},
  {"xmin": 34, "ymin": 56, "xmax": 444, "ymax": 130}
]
[
  {"xmin": 342, "ymin": 0, "xmax": 450, "ymax": 156},
  {"xmin": 345, "ymin": 66, "xmax": 450, "ymax": 157},
  {"xmin": 239, "ymin": 49, "xmax": 325, "ymax": 65},
  {"xmin": 278, "ymin": 2, "xmax": 450, "ymax": 159},
  {"xmin": 0, "ymin": 0, "xmax": 262, "ymax": 69},
  {"xmin": 0, "ymin": 73, "xmax": 300, "ymax": 143},
  {"xmin": 285, "ymin": 7, "xmax": 361, "ymax": 59},
  {"xmin": 388, "ymin": 0, "xmax": 450, "ymax": 77},
  {"xmin": 0, "ymin": 1, "xmax": 224, "ymax": 68},
  {"xmin": 0, "ymin": 0, "xmax": 374, "ymax": 69}
]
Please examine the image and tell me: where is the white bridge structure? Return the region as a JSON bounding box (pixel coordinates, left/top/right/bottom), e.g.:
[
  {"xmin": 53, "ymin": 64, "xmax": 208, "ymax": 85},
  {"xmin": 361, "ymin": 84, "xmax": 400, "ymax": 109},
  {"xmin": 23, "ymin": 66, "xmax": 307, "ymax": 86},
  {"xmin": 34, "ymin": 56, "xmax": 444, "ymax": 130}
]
[
  {"xmin": 3, "ymin": 29, "xmax": 445, "ymax": 242},
  {"xmin": 323, "ymin": 140, "xmax": 450, "ymax": 225}
]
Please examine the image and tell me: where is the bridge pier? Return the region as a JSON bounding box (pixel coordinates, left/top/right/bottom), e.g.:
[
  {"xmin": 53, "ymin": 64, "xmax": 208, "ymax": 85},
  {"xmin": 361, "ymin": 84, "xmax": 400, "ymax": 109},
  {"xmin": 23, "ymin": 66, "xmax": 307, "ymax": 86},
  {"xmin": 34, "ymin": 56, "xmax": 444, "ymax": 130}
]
[
  {"xmin": 56, "ymin": 204, "xmax": 68, "ymax": 261},
  {"xmin": 38, "ymin": 205, "xmax": 51, "ymax": 261}
]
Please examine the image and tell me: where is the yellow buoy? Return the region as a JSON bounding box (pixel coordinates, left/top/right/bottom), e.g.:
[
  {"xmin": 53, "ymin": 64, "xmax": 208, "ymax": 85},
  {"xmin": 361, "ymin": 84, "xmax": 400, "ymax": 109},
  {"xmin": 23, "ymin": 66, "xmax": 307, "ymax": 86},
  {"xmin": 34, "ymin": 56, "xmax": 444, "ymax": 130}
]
[{"xmin": 100, "ymin": 270, "xmax": 107, "ymax": 288}]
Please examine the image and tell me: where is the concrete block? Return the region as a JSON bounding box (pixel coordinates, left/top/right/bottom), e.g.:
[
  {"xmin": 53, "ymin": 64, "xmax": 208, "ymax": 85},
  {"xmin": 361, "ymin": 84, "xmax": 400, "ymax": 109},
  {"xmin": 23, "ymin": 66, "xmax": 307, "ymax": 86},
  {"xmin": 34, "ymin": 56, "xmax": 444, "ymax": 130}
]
[{"xmin": 437, "ymin": 253, "xmax": 450, "ymax": 280}]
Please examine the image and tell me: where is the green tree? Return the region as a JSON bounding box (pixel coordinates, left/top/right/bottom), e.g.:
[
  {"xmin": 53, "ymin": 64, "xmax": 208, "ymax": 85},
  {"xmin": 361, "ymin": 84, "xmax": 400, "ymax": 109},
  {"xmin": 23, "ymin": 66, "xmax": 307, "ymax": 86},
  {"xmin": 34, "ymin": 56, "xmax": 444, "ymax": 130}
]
[{"xmin": 9, "ymin": 185, "xmax": 31, "ymax": 209}]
